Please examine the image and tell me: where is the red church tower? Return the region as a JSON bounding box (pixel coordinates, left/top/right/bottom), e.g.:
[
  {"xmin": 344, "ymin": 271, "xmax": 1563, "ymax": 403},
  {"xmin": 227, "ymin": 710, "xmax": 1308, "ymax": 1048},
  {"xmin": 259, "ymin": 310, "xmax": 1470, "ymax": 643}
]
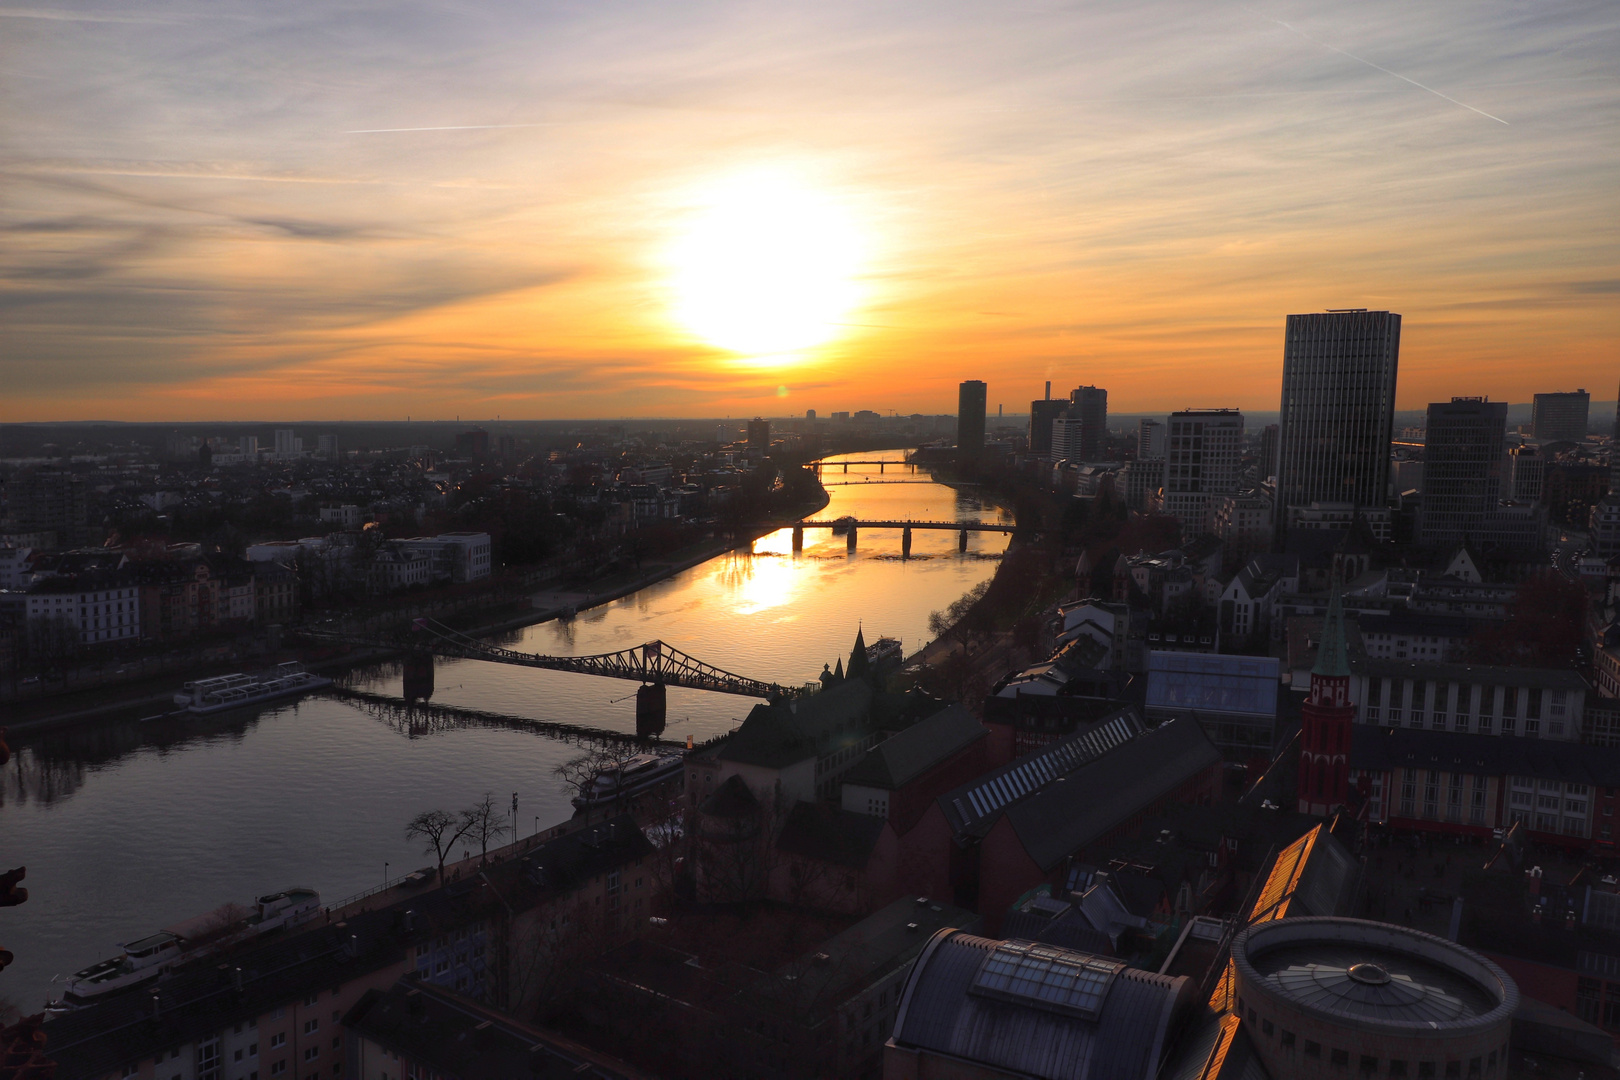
[{"xmin": 1297, "ymin": 585, "xmax": 1355, "ymax": 815}]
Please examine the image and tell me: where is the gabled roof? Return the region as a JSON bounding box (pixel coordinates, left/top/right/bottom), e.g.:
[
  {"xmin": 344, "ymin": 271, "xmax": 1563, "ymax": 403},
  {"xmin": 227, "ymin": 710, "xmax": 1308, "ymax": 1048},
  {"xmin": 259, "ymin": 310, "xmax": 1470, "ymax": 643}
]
[
  {"xmin": 1246, "ymin": 824, "xmax": 1358, "ymax": 925},
  {"xmin": 938, "ymin": 707, "xmax": 1146, "ymax": 839},
  {"xmin": 716, "ymin": 678, "xmax": 874, "ymax": 769},
  {"xmin": 840, "ymin": 704, "xmax": 985, "ymax": 791}
]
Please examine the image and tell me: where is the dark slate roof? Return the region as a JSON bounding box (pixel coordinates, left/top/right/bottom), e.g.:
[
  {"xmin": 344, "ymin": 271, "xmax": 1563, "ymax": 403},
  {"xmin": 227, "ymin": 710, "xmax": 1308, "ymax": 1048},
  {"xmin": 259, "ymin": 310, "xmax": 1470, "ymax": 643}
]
[
  {"xmin": 716, "ymin": 679, "xmax": 874, "ymax": 768},
  {"xmin": 1355, "ymin": 659, "xmax": 1588, "ymax": 691},
  {"xmin": 1003, "ymin": 717, "xmax": 1224, "ymax": 872},
  {"xmin": 699, "ymin": 773, "xmax": 759, "ymax": 818},
  {"xmin": 776, "ymin": 802, "xmax": 886, "ymax": 869},
  {"xmin": 938, "ymin": 708, "xmax": 1146, "ymax": 840},
  {"xmin": 839, "ymin": 704, "xmax": 986, "ymax": 790},
  {"xmin": 43, "ymin": 815, "xmax": 652, "ymax": 1079},
  {"xmin": 1001, "ymin": 898, "xmax": 1114, "ymax": 956},
  {"xmin": 893, "ymin": 930, "xmax": 1194, "ymax": 1080},
  {"xmin": 1352, "ymin": 726, "xmax": 1620, "ymax": 786},
  {"xmin": 343, "ymin": 977, "xmax": 647, "ymax": 1079}
]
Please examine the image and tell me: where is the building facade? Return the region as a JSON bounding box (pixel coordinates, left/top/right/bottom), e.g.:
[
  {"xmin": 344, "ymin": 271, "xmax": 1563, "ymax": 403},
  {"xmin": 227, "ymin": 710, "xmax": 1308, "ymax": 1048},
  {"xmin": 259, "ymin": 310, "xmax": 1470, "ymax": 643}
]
[
  {"xmin": 1532, "ymin": 389, "xmax": 1590, "ymax": 443},
  {"xmin": 956, "ymin": 382, "xmax": 986, "ymax": 457},
  {"xmin": 1275, "ymin": 310, "xmax": 1401, "ymax": 537},
  {"xmin": 1162, "ymin": 409, "xmax": 1244, "ymax": 536},
  {"xmin": 1419, "ymin": 397, "xmax": 1508, "ymax": 548}
]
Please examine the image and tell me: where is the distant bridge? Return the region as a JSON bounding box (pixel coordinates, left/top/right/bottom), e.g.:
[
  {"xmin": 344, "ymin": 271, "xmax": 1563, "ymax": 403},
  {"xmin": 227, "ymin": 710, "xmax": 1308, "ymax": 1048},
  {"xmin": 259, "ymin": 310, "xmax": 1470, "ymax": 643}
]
[
  {"xmin": 810, "ymin": 459, "xmax": 923, "ymax": 473},
  {"xmin": 754, "ymin": 517, "xmax": 1024, "ymax": 554},
  {"xmin": 333, "ymin": 686, "xmax": 676, "ymax": 752}
]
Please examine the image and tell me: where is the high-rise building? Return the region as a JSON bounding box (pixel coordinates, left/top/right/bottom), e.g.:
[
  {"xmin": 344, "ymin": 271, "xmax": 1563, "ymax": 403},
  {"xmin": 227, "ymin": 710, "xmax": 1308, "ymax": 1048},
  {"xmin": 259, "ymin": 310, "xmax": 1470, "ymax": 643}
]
[
  {"xmin": 1029, "ymin": 398, "xmax": 1069, "ymax": 459},
  {"xmin": 1161, "ymin": 409, "xmax": 1244, "ymax": 536},
  {"xmin": 1065, "ymin": 386, "xmax": 1108, "ymax": 461},
  {"xmin": 1136, "ymin": 418, "xmax": 1165, "ymax": 460},
  {"xmin": 1531, "ymin": 389, "xmax": 1589, "ymax": 443},
  {"xmin": 317, "ymin": 434, "xmax": 339, "ymax": 460},
  {"xmin": 1276, "ymin": 310, "xmax": 1401, "ymax": 535},
  {"xmin": 1508, "ymin": 444, "xmax": 1542, "ymax": 503},
  {"xmin": 1418, "ymin": 397, "xmax": 1508, "ymax": 548},
  {"xmin": 239, "ymin": 434, "xmax": 259, "ymax": 457},
  {"xmin": 1258, "ymin": 423, "xmax": 1279, "ymax": 482},
  {"xmin": 956, "ymin": 381, "xmax": 986, "ymax": 457},
  {"xmin": 746, "ymin": 418, "xmax": 771, "ymax": 454},
  {"xmin": 805, "ymin": 409, "xmax": 816, "ymax": 420},
  {"xmin": 273, "ymin": 429, "xmax": 301, "ymax": 458}
]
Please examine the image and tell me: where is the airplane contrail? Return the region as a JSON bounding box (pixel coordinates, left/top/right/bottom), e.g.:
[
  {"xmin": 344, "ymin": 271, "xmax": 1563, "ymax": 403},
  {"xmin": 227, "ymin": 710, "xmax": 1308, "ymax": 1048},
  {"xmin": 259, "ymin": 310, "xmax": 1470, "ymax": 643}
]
[
  {"xmin": 345, "ymin": 124, "xmax": 550, "ymax": 134},
  {"xmin": 1261, "ymin": 13, "xmax": 1509, "ymax": 125}
]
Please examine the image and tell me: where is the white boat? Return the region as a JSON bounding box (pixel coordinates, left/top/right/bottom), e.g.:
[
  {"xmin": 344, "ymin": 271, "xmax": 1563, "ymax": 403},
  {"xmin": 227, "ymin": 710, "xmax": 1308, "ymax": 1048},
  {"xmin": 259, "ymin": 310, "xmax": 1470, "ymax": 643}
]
[
  {"xmin": 866, "ymin": 636, "xmax": 904, "ymax": 669},
  {"xmin": 571, "ymin": 752, "xmax": 685, "ymax": 809},
  {"xmin": 54, "ymin": 887, "xmax": 322, "ymax": 1008},
  {"xmin": 174, "ymin": 662, "xmax": 332, "ymax": 715}
]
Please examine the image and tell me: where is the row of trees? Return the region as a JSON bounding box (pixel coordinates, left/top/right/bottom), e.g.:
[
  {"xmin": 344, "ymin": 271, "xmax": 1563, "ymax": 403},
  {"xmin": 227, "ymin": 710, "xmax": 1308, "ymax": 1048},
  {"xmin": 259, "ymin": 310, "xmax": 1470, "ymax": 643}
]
[{"xmin": 404, "ymin": 792, "xmax": 512, "ymax": 879}]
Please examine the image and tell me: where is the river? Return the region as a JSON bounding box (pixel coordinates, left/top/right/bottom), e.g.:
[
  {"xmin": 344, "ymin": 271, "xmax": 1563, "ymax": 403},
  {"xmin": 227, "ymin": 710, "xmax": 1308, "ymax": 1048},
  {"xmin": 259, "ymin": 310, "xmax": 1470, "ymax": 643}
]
[{"xmin": 0, "ymin": 451, "xmax": 1010, "ymax": 1010}]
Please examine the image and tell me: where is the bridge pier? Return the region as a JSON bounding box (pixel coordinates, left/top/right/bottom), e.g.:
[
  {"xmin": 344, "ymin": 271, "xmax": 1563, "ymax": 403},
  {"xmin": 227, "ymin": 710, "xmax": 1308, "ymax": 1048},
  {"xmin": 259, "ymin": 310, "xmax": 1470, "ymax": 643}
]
[
  {"xmin": 879, "ymin": 462, "xmax": 885, "ymax": 473},
  {"xmin": 635, "ymin": 681, "xmax": 667, "ymax": 738},
  {"xmin": 959, "ymin": 528, "xmax": 969, "ymax": 553},
  {"xmin": 843, "ymin": 462, "xmax": 848, "ymax": 473},
  {"xmin": 847, "ymin": 524, "xmax": 858, "ymax": 552},
  {"xmin": 403, "ymin": 651, "xmax": 434, "ymax": 703},
  {"xmin": 902, "ymin": 527, "xmax": 912, "ymax": 559},
  {"xmin": 792, "ymin": 525, "xmax": 804, "ymax": 553}
]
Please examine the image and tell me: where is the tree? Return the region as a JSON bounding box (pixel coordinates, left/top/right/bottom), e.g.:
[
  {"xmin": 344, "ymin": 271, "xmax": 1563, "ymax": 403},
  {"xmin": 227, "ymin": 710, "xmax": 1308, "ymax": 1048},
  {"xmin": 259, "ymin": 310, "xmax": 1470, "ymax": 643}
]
[
  {"xmin": 460, "ymin": 792, "xmax": 512, "ymax": 865},
  {"xmin": 406, "ymin": 808, "xmax": 474, "ymax": 880},
  {"xmin": 554, "ymin": 748, "xmax": 621, "ymax": 799}
]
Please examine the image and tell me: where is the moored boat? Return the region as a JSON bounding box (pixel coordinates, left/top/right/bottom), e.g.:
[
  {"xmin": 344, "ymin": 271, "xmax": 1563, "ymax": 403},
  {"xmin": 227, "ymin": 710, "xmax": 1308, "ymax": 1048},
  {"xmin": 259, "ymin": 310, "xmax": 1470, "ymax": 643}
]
[
  {"xmin": 571, "ymin": 751, "xmax": 684, "ymax": 809},
  {"xmin": 174, "ymin": 662, "xmax": 332, "ymax": 715}
]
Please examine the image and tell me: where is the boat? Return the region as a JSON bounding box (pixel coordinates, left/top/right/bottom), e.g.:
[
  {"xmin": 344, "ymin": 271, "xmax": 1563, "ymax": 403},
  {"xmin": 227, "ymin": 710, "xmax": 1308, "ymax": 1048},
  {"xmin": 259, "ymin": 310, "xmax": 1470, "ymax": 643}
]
[
  {"xmin": 571, "ymin": 751, "xmax": 685, "ymax": 809},
  {"xmin": 53, "ymin": 888, "xmax": 321, "ymax": 1007},
  {"xmin": 865, "ymin": 636, "xmax": 904, "ymax": 670},
  {"xmin": 173, "ymin": 662, "xmax": 332, "ymax": 715}
]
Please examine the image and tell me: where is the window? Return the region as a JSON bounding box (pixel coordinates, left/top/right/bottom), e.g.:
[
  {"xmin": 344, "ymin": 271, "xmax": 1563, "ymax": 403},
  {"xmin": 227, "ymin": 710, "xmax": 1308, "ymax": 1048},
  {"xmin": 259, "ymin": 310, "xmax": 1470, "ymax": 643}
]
[
  {"xmin": 304, "ymin": 1019, "xmax": 319, "ymax": 1035},
  {"xmin": 1280, "ymin": 1030, "xmax": 1295, "ymax": 1049},
  {"xmin": 332, "ymin": 1036, "xmax": 341, "ymax": 1050},
  {"xmin": 271, "ymin": 1064, "xmax": 287, "ymax": 1078},
  {"xmin": 271, "ymin": 1034, "xmax": 287, "ymax": 1049},
  {"xmin": 1331, "ymin": 1048, "xmax": 1350, "ymax": 1067},
  {"xmin": 1305, "ymin": 1041, "xmax": 1321, "ymax": 1059},
  {"xmin": 1362, "ymin": 1055, "xmax": 1379, "ymax": 1074},
  {"xmin": 304, "ymin": 1046, "xmax": 320, "ymax": 1061},
  {"xmin": 304, "ymin": 993, "xmax": 319, "ymax": 1007},
  {"xmin": 1262, "ymin": 1019, "xmax": 1273, "ymax": 1037}
]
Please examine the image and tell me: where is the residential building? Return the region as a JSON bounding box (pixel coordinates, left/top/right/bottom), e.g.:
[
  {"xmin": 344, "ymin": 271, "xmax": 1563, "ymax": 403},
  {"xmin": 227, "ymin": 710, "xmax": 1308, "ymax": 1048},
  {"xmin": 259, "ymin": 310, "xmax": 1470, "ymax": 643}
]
[
  {"xmin": 1356, "ymin": 610, "xmax": 1473, "ymax": 663},
  {"xmin": 956, "ymin": 381, "xmax": 986, "ymax": 456},
  {"xmin": 46, "ymin": 815, "xmax": 654, "ymax": 1079},
  {"xmin": 1419, "ymin": 397, "xmax": 1508, "ymax": 548},
  {"xmin": 2, "ymin": 468, "xmax": 91, "ymax": 547},
  {"xmin": 1286, "ymin": 500, "xmax": 1393, "ymax": 543},
  {"xmin": 343, "ymin": 977, "xmax": 648, "ymax": 1080},
  {"xmin": 318, "ymin": 504, "xmax": 364, "ymax": 529},
  {"xmin": 747, "ymin": 417, "xmax": 771, "ymax": 454},
  {"xmin": 316, "ymin": 433, "xmax": 339, "ymax": 460},
  {"xmin": 1119, "ymin": 458, "xmax": 1162, "ymax": 511},
  {"xmin": 1533, "ymin": 389, "xmax": 1590, "ymax": 443},
  {"xmin": 400, "ymin": 531, "xmax": 492, "ymax": 582},
  {"xmin": 1275, "ymin": 310, "xmax": 1401, "ymax": 537},
  {"xmin": 840, "ymin": 704, "xmax": 988, "ymax": 833},
  {"xmin": 0, "ymin": 575, "xmax": 141, "ymax": 649},
  {"xmin": 273, "ymin": 429, "xmax": 302, "ymax": 458},
  {"xmin": 1210, "ymin": 490, "xmax": 1273, "ymax": 551},
  {"xmin": 1162, "ymin": 409, "xmax": 1244, "ymax": 536},
  {"xmin": 1213, "ymin": 553, "xmax": 1298, "ymax": 644},
  {"xmin": 252, "ymin": 560, "xmax": 299, "ymax": 624}
]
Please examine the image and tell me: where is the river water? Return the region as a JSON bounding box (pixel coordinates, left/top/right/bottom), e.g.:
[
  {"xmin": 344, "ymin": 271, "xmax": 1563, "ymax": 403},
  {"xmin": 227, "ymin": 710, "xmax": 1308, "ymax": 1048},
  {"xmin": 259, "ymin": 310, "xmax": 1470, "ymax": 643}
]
[{"xmin": 0, "ymin": 452, "xmax": 1009, "ymax": 1010}]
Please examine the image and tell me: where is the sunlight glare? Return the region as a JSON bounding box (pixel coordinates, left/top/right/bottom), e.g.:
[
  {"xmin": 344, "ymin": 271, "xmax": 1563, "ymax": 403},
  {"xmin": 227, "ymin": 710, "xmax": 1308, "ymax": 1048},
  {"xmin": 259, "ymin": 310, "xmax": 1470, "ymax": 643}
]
[{"xmin": 667, "ymin": 171, "xmax": 863, "ymax": 358}]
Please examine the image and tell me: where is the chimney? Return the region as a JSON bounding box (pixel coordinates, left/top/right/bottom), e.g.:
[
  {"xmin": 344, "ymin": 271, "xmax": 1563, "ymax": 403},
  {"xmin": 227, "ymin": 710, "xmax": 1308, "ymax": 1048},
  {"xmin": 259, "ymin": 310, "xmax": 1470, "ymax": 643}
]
[{"xmin": 1045, "ymin": 381, "xmax": 1051, "ymax": 401}]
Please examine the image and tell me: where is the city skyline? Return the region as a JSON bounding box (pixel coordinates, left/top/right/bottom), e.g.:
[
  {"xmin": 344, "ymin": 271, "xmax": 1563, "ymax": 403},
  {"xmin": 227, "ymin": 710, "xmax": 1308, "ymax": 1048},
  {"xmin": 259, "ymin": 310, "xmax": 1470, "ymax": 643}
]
[{"xmin": 4, "ymin": 0, "xmax": 1618, "ymax": 422}]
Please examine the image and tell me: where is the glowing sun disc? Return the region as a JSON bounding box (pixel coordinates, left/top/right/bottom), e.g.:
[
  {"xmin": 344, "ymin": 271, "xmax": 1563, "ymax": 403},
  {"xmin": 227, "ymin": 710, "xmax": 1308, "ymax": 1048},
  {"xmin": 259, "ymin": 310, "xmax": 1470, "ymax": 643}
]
[{"xmin": 667, "ymin": 173, "xmax": 862, "ymax": 357}]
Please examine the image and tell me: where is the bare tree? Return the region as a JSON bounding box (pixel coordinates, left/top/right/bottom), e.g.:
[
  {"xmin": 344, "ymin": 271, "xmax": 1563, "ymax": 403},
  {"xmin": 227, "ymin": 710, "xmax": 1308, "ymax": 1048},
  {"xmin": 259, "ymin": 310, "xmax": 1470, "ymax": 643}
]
[
  {"xmin": 460, "ymin": 792, "xmax": 512, "ymax": 865},
  {"xmin": 406, "ymin": 808, "xmax": 474, "ymax": 880},
  {"xmin": 554, "ymin": 748, "xmax": 621, "ymax": 798}
]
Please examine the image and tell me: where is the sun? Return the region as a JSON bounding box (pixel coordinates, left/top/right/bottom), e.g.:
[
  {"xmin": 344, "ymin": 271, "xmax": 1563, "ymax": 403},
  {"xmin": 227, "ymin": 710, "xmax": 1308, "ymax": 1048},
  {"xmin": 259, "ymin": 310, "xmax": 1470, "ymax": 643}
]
[{"xmin": 666, "ymin": 170, "xmax": 863, "ymax": 358}]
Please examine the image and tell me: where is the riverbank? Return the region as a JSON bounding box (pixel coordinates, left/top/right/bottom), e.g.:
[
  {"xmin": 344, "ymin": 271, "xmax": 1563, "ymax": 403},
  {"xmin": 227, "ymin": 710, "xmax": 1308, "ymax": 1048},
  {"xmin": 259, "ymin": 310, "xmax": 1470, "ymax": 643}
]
[{"xmin": 1, "ymin": 487, "xmax": 832, "ymax": 735}]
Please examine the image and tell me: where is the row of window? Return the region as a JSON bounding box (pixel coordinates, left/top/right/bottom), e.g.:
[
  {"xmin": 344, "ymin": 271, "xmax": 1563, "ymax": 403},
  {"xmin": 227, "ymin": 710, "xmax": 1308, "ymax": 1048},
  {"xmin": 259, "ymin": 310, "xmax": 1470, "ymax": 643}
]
[{"xmin": 1239, "ymin": 996, "xmax": 1505, "ymax": 1076}]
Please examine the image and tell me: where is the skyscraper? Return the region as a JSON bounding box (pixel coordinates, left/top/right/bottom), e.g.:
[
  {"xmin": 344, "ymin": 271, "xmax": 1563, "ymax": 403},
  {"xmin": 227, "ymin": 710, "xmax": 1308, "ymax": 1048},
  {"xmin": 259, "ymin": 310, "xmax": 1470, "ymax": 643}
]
[
  {"xmin": 1258, "ymin": 424, "xmax": 1279, "ymax": 483},
  {"xmin": 1276, "ymin": 310, "xmax": 1401, "ymax": 534},
  {"xmin": 1161, "ymin": 409, "xmax": 1244, "ymax": 536},
  {"xmin": 1531, "ymin": 389, "xmax": 1589, "ymax": 443},
  {"xmin": 746, "ymin": 418, "xmax": 771, "ymax": 453},
  {"xmin": 1060, "ymin": 385, "xmax": 1108, "ymax": 461},
  {"xmin": 957, "ymin": 380, "xmax": 987, "ymax": 457},
  {"xmin": 1029, "ymin": 398, "xmax": 1069, "ymax": 459},
  {"xmin": 1137, "ymin": 418, "xmax": 1166, "ymax": 460},
  {"xmin": 1417, "ymin": 397, "xmax": 1507, "ymax": 548}
]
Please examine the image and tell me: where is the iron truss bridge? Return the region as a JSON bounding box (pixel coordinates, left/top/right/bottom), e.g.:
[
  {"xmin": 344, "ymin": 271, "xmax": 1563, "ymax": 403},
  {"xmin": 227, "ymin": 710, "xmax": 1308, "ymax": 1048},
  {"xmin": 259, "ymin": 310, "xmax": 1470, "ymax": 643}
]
[
  {"xmin": 303, "ymin": 618, "xmax": 795, "ymax": 699},
  {"xmin": 332, "ymin": 687, "xmax": 678, "ymax": 752}
]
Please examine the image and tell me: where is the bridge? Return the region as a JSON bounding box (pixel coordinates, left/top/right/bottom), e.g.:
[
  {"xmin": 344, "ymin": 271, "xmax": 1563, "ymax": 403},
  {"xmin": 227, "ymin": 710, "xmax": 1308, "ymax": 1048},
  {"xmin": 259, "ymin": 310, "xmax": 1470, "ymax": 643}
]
[
  {"xmin": 301, "ymin": 618, "xmax": 797, "ymax": 734},
  {"xmin": 333, "ymin": 686, "xmax": 678, "ymax": 753},
  {"xmin": 810, "ymin": 459, "xmax": 923, "ymax": 474},
  {"xmin": 757, "ymin": 517, "xmax": 1022, "ymax": 556}
]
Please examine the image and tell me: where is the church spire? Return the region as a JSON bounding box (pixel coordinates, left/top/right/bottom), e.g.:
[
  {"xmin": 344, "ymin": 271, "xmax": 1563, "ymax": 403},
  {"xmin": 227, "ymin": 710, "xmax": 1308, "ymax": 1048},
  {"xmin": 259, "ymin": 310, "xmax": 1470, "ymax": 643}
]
[
  {"xmin": 1313, "ymin": 577, "xmax": 1350, "ymax": 680},
  {"xmin": 847, "ymin": 625, "xmax": 870, "ymax": 681}
]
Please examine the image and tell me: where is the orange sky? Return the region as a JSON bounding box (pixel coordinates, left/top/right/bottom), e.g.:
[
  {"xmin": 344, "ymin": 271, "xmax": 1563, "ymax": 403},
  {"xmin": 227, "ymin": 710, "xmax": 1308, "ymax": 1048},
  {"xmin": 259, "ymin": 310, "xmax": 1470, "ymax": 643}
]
[{"xmin": 3, "ymin": 0, "xmax": 1616, "ymax": 421}]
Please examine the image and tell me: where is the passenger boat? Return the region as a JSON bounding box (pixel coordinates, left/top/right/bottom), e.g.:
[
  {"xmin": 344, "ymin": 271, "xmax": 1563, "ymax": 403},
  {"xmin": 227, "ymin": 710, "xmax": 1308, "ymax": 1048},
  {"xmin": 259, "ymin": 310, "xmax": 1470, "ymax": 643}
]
[
  {"xmin": 866, "ymin": 636, "xmax": 904, "ymax": 670},
  {"xmin": 53, "ymin": 888, "xmax": 321, "ymax": 1008},
  {"xmin": 173, "ymin": 662, "xmax": 332, "ymax": 715},
  {"xmin": 571, "ymin": 752, "xmax": 684, "ymax": 809}
]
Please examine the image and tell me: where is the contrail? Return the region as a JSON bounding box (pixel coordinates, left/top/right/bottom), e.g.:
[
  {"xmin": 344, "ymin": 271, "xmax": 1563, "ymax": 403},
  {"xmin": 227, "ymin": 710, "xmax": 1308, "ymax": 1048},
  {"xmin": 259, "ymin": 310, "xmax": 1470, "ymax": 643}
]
[
  {"xmin": 345, "ymin": 124, "xmax": 550, "ymax": 134},
  {"xmin": 1262, "ymin": 14, "xmax": 1509, "ymax": 125}
]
